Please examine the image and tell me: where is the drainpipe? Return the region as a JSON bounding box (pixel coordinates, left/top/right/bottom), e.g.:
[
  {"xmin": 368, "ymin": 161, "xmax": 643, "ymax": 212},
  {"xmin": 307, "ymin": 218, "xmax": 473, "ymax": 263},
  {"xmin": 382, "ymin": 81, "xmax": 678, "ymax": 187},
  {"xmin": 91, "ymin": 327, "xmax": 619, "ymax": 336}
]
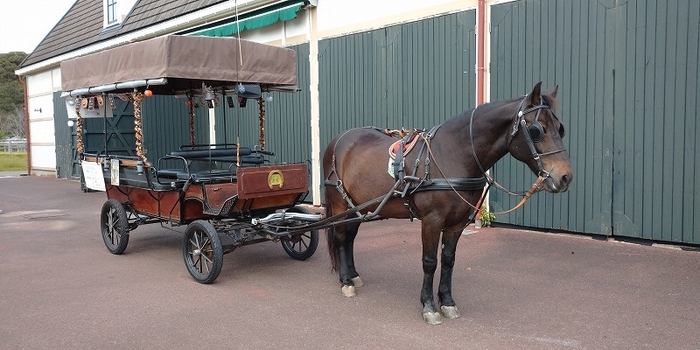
[
  {"xmin": 476, "ymin": 0, "xmax": 488, "ymax": 216},
  {"xmin": 476, "ymin": 0, "xmax": 486, "ymax": 105},
  {"xmin": 18, "ymin": 75, "xmax": 31, "ymax": 176}
]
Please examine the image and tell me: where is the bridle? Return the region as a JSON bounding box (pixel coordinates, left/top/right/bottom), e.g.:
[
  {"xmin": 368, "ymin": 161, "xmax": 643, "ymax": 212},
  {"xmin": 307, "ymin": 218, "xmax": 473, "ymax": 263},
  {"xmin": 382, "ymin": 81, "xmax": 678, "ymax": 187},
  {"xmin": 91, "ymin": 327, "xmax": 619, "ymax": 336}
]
[
  {"xmin": 463, "ymin": 94, "xmax": 567, "ymax": 215},
  {"xmin": 506, "ymin": 95, "xmax": 567, "ymax": 180}
]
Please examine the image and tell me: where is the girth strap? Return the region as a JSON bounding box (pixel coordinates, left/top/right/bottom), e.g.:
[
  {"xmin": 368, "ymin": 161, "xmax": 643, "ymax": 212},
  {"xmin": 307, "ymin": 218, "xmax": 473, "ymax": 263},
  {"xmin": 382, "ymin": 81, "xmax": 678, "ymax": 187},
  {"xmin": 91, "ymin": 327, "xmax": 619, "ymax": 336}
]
[{"xmin": 411, "ymin": 177, "xmax": 487, "ymax": 193}]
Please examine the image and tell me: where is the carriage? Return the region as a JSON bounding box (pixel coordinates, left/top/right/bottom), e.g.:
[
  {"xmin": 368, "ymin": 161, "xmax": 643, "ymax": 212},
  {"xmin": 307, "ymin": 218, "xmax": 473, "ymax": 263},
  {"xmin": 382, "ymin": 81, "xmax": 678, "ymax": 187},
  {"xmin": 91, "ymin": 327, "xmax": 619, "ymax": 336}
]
[
  {"xmin": 61, "ymin": 35, "xmax": 322, "ymax": 284},
  {"xmin": 62, "ymin": 34, "xmax": 573, "ymax": 325}
]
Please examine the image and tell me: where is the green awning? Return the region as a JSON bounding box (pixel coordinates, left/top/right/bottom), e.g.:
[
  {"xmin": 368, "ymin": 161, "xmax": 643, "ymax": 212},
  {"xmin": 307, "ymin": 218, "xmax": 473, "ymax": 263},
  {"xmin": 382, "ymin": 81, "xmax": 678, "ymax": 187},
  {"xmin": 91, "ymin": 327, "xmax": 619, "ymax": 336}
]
[{"xmin": 191, "ymin": 3, "xmax": 303, "ymax": 37}]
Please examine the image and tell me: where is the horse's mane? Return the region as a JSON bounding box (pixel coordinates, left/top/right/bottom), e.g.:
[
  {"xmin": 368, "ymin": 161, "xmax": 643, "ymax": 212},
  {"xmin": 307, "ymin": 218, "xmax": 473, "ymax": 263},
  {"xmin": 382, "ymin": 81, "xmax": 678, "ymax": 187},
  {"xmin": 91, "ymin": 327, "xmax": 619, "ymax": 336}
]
[
  {"xmin": 473, "ymin": 92, "xmax": 558, "ymax": 115},
  {"xmin": 442, "ymin": 91, "xmax": 558, "ymax": 127}
]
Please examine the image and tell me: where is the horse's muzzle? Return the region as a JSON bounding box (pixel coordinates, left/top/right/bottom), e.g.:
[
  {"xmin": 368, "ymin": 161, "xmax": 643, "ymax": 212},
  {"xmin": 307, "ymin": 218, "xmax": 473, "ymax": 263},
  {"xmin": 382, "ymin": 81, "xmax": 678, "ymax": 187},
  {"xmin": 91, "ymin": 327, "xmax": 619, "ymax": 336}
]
[{"xmin": 545, "ymin": 172, "xmax": 572, "ymax": 193}]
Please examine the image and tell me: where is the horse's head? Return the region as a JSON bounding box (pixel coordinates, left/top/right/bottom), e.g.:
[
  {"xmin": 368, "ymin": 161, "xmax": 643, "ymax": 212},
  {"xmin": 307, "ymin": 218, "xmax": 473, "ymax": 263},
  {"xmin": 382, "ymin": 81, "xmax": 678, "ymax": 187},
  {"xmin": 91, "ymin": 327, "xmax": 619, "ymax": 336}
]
[{"xmin": 507, "ymin": 82, "xmax": 573, "ymax": 193}]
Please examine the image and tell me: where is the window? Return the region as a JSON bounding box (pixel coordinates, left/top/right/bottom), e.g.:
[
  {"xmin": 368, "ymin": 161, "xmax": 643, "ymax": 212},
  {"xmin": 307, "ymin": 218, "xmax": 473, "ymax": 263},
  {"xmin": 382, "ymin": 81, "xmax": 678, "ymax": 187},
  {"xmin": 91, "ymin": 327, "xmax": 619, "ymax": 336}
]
[{"xmin": 106, "ymin": 0, "xmax": 117, "ymax": 26}]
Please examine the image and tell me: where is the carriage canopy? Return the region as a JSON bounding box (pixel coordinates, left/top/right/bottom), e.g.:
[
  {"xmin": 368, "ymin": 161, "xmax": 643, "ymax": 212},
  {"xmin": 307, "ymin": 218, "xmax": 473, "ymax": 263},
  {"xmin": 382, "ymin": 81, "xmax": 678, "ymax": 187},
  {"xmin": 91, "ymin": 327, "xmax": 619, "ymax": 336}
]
[{"xmin": 60, "ymin": 35, "xmax": 298, "ymax": 95}]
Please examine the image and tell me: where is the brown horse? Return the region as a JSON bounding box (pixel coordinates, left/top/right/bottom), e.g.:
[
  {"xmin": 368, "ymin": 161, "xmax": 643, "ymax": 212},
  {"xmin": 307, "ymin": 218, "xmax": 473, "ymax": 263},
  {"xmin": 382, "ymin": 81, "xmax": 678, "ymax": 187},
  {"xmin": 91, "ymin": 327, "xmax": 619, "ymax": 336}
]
[{"xmin": 323, "ymin": 82, "xmax": 573, "ymax": 325}]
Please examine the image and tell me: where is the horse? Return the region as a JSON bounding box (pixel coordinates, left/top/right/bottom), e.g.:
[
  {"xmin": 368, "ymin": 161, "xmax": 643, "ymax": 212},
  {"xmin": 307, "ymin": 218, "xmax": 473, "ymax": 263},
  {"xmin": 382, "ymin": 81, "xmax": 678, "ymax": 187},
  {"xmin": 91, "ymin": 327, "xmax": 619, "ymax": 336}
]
[{"xmin": 322, "ymin": 82, "xmax": 573, "ymax": 325}]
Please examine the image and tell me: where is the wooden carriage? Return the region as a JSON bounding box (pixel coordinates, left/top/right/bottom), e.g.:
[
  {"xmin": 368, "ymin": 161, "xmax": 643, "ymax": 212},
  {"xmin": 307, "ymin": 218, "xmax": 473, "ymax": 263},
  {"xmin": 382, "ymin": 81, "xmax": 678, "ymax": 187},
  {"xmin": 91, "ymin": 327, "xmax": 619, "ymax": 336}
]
[{"xmin": 61, "ymin": 35, "xmax": 320, "ymax": 283}]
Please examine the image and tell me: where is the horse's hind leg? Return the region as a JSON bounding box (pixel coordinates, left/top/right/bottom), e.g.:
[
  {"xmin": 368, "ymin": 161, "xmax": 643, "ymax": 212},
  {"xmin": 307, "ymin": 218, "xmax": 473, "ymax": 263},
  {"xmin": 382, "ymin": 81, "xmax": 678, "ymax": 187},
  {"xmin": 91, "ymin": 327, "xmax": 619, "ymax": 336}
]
[
  {"xmin": 344, "ymin": 221, "xmax": 363, "ymax": 287},
  {"xmin": 438, "ymin": 230, "xmax": 462, "ymax": 319},
  {"xmin": 335, "ymin": 221, "xmax": 362, "ymax": 297}
]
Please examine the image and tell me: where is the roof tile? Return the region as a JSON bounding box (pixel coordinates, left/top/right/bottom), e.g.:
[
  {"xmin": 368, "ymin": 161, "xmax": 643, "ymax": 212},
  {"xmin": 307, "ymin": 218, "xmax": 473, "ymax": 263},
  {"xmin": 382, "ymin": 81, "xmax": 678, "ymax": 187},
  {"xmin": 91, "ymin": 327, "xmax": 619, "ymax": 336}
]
[{"xmin": 21, "ymin": 0, "xmax": 226, "ymax": 68}]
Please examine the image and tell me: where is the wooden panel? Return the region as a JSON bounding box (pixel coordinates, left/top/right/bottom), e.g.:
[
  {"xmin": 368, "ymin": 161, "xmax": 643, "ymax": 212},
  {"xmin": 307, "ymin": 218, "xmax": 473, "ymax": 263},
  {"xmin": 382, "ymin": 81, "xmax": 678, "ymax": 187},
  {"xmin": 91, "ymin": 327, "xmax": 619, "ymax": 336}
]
[
  {"xmin": 141, "ymin": 94, "xmax": 209, "ymax": 160},
  {"xmin": 106, "ymin": 185, "xmax": 184, "ymax": 221},
  {"xmin": 385, "ymin": 10, "xmax": 476, "ymax": 129},
  {"xmin": 491, "ymin": 0, "xmax": 700, "ymax": 245},
  {"xmin": 489, "ymin": 0, "xmax": 615, "ymax": 235},
  {"xmin": 611, "ymin": 0, "xmax": 700, "ymax": 244},
  {"xmin": 318, "ymin": 10, "xmax": 477, "ymax": 200},
  {"xmin": 202, "ymin": 182, "xmax": 238, "ymax": 208},
  {"xmin": 237, "ymin": 164, "xmax": 308, "ymax": 199}
]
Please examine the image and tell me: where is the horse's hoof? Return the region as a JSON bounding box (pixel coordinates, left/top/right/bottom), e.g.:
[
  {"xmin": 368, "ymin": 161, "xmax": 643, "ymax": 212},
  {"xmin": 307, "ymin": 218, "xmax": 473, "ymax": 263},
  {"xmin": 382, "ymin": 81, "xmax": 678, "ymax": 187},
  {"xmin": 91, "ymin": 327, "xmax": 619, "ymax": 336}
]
[
  {"xmin": 423, "ymin": 312, "xmax": 443, "ymax": 325},
  {"xmin": 341, "ymin": 285, "xmax": 356, "ymax": 298},
  {"xmin": 440, "ymin": 305, "xmax": 461, "ymax": 319},
  {"xmin": 351, "ymin": 276, "xmax": 364, "ymax": 288}
]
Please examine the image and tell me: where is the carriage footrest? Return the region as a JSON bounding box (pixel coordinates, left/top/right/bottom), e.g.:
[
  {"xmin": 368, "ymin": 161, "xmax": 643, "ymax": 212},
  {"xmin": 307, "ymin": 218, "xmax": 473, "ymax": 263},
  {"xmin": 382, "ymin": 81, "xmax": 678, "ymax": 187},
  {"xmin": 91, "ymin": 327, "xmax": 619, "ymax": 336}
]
[{"xmin": 203, "ymin": 196, "xmax": 238, "ymax": 216}]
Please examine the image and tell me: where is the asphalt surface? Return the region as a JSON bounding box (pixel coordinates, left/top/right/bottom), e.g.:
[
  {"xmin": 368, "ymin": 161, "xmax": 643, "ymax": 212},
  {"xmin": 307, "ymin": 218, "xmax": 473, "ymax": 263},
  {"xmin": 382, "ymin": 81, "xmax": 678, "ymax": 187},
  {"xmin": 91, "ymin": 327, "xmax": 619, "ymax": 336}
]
[{"xmin": 1, "ymin": 174, "xmax": 699, "ymax": 349}]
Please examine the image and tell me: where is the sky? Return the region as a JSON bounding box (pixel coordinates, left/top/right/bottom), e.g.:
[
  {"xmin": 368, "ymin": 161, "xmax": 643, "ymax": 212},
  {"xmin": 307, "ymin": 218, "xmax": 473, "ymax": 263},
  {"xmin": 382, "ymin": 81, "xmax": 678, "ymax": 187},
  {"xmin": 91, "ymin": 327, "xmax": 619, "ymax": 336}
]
[{"xmin": 0, "ymin": 0, "xmax": 76, "ymax": 54}]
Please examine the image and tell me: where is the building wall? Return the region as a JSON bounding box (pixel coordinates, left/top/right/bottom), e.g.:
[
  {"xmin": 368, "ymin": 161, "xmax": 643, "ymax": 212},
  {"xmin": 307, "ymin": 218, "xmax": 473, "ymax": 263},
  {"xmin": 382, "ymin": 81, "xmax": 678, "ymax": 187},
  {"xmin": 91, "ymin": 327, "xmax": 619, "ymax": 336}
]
[{"xmin": 315, "ymin": 0, "xmax": 475, "ymax": 37}]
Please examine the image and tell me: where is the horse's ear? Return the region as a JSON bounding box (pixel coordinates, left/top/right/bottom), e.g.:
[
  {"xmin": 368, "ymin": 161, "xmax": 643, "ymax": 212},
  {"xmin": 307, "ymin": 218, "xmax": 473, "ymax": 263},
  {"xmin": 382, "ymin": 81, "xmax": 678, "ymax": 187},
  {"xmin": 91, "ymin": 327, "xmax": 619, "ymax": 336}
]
[
  {"xmin": 529, "ymin": 82, "xmax": 542, "ymax": 105},
  {"xmin": 548, "ymin": 85, "xmax": 559, "ymax": 98}
]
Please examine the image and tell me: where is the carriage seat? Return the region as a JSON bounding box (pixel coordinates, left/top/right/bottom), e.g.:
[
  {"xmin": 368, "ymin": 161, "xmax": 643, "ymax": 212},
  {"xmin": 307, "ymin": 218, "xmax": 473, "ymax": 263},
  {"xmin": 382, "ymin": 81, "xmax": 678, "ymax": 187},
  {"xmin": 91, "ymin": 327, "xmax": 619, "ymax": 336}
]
[
  {"xmin": 156, "ymin": 146, "xmax": 270, "ymax": 185},
  {"xmin": 169, "ymin": 147, "xmax": 252, "ymax": 159},
  {"xmin": 156, "ymin": 169, "xmax": 234, "ymax": 183}
]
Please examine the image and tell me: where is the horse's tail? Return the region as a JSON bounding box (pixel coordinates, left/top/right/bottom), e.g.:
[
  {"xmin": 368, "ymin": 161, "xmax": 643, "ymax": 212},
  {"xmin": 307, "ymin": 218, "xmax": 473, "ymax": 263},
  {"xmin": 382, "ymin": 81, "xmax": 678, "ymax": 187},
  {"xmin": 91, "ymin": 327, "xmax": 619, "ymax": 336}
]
[{"xmin": 325, "ymin": 190, "xmax": 340, "ymax": 272}]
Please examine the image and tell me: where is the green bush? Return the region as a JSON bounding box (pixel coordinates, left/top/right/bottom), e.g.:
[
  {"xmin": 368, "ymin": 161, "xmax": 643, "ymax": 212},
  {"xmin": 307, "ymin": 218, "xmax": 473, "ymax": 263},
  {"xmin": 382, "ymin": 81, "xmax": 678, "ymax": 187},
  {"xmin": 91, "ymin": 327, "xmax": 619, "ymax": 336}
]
[{"xmin": 478, "ymin": 205, "xmax": 496, "ymax": 227}]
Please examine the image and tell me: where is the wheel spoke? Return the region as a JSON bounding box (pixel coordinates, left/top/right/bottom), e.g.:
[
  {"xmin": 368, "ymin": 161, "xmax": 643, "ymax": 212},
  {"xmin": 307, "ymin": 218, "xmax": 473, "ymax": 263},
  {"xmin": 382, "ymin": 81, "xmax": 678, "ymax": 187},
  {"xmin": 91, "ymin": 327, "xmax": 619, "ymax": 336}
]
[
  {"xmin": 105, "ymin": 208, "xmax": 120, "ymax": 246},
  {"xmin": 299, "ymin": 234, "xmax": 311, "ymax": 250},
  {"xmin": 194, "ymin": 231, "xmax": 202, "ymax": 249},
  {"xmin": 201, "ymin": 258, "xmax": 211, "ymax": 273},
  {"xmin": 188, "ymin": 230, "xmax": 214, "ymax": 274}
]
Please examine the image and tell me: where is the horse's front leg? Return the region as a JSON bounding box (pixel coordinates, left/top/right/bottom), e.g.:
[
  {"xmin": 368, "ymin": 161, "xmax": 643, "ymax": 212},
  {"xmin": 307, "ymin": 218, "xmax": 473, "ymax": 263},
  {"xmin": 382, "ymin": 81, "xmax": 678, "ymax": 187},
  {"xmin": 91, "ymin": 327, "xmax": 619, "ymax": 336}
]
[
  {"xmin": 420, "ymin": 223, "xmax": 442, "ymax": 325},
  {"xmin": 438, "ymin": 230, "xmax": 462, "ymax": 319}
]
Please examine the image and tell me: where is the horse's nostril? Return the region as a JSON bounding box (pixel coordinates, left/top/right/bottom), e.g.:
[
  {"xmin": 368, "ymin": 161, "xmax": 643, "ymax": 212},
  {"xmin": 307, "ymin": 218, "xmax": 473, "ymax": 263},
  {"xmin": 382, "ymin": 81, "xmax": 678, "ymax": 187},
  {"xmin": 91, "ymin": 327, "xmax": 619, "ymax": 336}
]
[{"xmin": 561, "ymin": 174, "xmax": 571, "ymax": 187}]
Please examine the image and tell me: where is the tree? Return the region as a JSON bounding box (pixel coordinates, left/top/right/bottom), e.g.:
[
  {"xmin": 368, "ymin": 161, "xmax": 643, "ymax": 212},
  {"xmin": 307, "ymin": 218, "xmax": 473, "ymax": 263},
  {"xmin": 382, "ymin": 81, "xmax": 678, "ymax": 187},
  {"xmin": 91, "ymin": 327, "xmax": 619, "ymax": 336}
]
[
  {"xmin": 0, "ymin": 106, "xmax": 25, "ymax": 138},
  {"xmin": 0, "ymin": 52, "xmax": 27, "ymax": 138}
]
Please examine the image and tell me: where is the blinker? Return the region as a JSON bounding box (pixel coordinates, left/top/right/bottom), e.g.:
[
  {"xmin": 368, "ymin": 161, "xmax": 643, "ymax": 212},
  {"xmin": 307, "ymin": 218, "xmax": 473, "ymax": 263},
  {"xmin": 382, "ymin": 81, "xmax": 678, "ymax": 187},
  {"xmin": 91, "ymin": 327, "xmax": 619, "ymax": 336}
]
[
  {"xmin": 528, "ymin": 121, "xmax": 544, "ymax": 142},
  {"xmin": 527, "ymin": 108, "xmax": 545, "ymax": 142}
]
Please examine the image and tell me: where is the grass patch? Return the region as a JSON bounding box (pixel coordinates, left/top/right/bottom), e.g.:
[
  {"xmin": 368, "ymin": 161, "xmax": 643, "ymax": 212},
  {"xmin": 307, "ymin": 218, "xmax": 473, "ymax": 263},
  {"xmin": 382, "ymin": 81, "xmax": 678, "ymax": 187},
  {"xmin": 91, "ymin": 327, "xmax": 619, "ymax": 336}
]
[{"xmin": 0, "ymin": 152, "xmax": 28, "ymax": 171}]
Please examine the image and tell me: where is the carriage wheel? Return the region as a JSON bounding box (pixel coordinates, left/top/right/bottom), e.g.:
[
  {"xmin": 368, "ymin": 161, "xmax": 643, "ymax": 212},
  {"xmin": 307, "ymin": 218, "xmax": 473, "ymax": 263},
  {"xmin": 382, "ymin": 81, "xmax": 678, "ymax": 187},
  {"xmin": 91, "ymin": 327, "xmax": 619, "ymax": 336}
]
[
  {"xmin": 183, "ymin": 220, "xmax": 223, "ymax": 284},
  {"xmin": 100, "ymin": 199, "xmax": 130, "ymax": 254},
  {"xmin": 281, "ymin": 206, "xmax": 319, "ymax": 261}
]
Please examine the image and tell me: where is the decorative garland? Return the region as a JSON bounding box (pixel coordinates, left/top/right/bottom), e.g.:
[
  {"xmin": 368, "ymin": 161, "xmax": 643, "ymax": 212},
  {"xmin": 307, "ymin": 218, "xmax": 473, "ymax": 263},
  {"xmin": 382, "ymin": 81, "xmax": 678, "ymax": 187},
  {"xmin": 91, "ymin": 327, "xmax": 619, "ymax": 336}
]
[
  {"xmin": 189, "ymin": 96, "xmax": 196, "ymax": 148},
  {"xmin": 258, "ymin": 98, "xmax": 265, "ymax": 150},
  {"xmin": 75, "ymin": 100, "xmax": 84, "ymax": 156},
  {"xmin": 131, "ymin": 91, "xmax": 149, "ymax": 166}
]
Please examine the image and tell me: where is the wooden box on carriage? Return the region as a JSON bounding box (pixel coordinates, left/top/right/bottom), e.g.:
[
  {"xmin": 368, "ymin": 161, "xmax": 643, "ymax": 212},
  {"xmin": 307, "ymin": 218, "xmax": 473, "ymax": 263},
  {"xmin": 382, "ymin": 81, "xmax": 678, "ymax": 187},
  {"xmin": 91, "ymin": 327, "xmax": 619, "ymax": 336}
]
[{"xmin": 237, "ymin": 163, "xmax": 308, "ymax": 200}]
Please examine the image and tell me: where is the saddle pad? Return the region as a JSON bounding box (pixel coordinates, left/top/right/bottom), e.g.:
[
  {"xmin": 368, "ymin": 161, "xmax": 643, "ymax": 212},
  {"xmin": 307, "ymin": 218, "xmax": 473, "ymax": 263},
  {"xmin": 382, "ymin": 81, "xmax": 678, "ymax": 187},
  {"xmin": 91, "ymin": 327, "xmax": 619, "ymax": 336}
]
[{"xmin": 388, "ymin": 133, "xmax": 421, "ymax": 159}]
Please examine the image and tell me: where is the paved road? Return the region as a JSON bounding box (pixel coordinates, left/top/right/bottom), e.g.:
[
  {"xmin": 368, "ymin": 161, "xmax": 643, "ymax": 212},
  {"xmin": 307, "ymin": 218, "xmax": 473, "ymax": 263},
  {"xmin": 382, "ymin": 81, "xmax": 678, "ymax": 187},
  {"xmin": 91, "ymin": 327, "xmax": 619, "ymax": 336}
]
[{"xmin": 1, "ymin": 175, "xmax": 699, "ymax": 349}]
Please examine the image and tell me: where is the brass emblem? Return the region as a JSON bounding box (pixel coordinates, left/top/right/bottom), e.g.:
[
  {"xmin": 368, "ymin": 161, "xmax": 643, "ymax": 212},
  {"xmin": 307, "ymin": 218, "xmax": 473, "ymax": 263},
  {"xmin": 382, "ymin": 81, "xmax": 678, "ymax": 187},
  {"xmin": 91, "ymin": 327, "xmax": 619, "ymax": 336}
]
[{"xmin": 268, "ymin": 170, "xmax": 284, "ymax": 189}]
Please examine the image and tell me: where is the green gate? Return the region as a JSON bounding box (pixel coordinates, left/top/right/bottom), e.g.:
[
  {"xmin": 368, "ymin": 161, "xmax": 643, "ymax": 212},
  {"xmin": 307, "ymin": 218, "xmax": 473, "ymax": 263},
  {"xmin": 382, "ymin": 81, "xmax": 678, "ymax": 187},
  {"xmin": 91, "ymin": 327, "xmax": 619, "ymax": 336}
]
[{"xmin": 489, "ymin": 0, "xmax": 700, "ymax": 244}]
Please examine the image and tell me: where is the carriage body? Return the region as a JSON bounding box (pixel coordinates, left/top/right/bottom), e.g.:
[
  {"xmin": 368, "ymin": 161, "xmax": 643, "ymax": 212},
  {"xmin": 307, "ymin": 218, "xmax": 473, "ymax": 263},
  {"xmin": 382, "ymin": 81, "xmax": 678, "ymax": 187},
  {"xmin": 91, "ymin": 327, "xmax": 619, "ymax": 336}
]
[
  {"xmin": 92, "ymin": 153, "xmax": 309, "ymax": 224},
  {"xmin": 61, "ymin": 35, "xmax": 320, "ymax": 283}
]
